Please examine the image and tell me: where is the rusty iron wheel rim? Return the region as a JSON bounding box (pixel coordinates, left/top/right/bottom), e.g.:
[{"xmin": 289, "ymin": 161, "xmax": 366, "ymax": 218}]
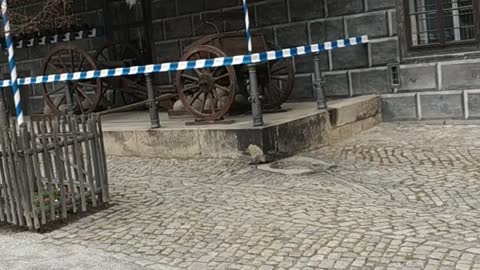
[
  {"xmin": 175, "ymin": 45, "xmax": 236, "ymax": 121},
  {"xmin": 95, "ymin": 41, "xmax": 147, "ymax": 66},
  {"xmin": 258, "ymin": 42, "xmax": 295, "ymax": 109},
  {"xmin": 41, "ymin": 44, "xmax": 102, "ymax": 115}
]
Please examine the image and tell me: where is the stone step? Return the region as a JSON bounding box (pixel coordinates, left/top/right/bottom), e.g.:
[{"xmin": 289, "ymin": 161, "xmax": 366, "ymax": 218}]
[{"xmin": 101, "ymin": 97, "xmax": 382, "ymax": 162}]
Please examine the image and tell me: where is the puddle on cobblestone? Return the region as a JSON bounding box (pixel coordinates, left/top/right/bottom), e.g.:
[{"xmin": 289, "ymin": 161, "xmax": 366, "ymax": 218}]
[{"xmin": 257, "ymin": 156, "xmax": 336, "ymax": 175}]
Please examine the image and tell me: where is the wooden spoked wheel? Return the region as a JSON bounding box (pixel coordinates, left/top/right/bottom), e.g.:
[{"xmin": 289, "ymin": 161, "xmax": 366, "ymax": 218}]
[
  {"xmin": 95, "ymin": 42, "xmax": 147, "ymax": 108},
  {"xmin": 41, "ymin": 44, "xmax": 102, "ymax": 115},
  {"xmin": 263, "ymin": 42, "xmax": 295, "ymax": 108},
  {"xmin": 175, "ymin": 45, "xmax": 236, "ymax": 121},
  {"xmin": 95, "ymin": 42, "xmax": 146, "ymax": 66},
  {"xmin": 243, "ymin": 42, "xmax": 295, "ymax": 109}
]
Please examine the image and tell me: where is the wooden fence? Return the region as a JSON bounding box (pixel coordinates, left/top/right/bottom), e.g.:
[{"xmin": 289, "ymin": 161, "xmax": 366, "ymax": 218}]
[{"xmin": 0, "ymin": 114, "xmax": 109, "ymax": 229}]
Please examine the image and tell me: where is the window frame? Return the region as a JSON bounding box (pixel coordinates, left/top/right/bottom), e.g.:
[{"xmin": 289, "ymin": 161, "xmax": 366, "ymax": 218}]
[{"xmin": 404, "ymin": 0, "xmax": 480, "ymax": 50}]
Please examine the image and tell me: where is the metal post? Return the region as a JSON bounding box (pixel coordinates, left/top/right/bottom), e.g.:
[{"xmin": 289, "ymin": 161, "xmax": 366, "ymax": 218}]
[
  {"xmin": 242, "ymin": 0, "xmax": 264, "ymax": 126},
  {"xmin": 146, "ymin": 73, "xmax": 160, "ymax": 129},
  {"xmin": 1, "ymin": 0, "xmax": 23, "ymax": 126},
  {"xmin": 313, "ymin": 53, "xmax": 327, "ymax": 110},
  {"xmin": 248, "ymin": 64, "xmax": 264, "ymax": 126},
  {"xmin": 65, "ymin": 82, "xmax": 74, "ymax": 114}
]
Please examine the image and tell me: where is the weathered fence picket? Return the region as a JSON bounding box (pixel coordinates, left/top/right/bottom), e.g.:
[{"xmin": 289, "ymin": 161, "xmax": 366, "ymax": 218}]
[
  {"xmin": 1, "ymin": 129, "xmax": 16, "ymax": 224},
  {"xmin": 28, "ymin": 119, "xmax": 47, "ymax": 225},
  {"xmin": 0, "ymin": 114, "xmax": 108, "ymax": 229},
  {"xmin": 97, "ymin": 115, "xmax": 109, "ymax": 201},
  {"xmin": 81, "ymin": 115, "xmax": 97, "ymax": 208},
  {"xmin": 61, "ymin": 116, "xmax": 76, "ymax": 214},
  {"xmin": 20, "ymin": 125, "xmax": 40, "ymax": 229},
  {"xmin": 40, "ymin": 121, "xmax": 56, "ymax": 222}
]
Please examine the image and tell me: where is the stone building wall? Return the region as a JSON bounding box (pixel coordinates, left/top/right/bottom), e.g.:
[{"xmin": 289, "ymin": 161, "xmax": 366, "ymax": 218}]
[
  {"xmin": 149, "ymin": 0, "xmax": 480, "ymax": 121},
  {"xmin": 4, "ymin": 0, "xmax": 480, "ymax": 120},
  {"xmin": 383, "ymin": 1, "xmax": 480, "ymax": 121},
  {"xmin": 149, "ymin": 0, "xmax": 399, "ymax": 101}
]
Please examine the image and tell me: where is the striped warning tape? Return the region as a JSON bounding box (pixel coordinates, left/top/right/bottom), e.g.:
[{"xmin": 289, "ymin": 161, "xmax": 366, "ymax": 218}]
[
  {"xmin": 0, "ymin": 35, "xmax": 369, "ymax": 88},
  {"xmin": 242, "ymin": 0, "xmax": 253, "ymax": 54}
]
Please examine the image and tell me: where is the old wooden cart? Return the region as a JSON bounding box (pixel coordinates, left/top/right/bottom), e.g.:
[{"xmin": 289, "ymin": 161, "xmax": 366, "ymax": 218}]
[
  {"xmin": 40, "ymin": 18, "xmax": 295, "ymax": 121},
  {"xmin": 40, "ymin": 43, "xmax": 176, "ymax": 116},
  {"xmin": 174, "ymin": 22, "xmax": 295, "ymax": 121}
]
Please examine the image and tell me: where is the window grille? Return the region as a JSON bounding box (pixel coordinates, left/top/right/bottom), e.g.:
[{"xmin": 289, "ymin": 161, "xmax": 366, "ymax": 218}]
[{"xmin": 406, "ymin": 0, "xmax": 479, "ymax": 47}]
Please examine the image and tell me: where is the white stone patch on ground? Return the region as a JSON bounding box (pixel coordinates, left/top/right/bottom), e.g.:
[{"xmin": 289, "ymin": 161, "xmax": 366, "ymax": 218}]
[{"xmin": 257, "ymin": 156, "xmax": 336, "ymax": 175}]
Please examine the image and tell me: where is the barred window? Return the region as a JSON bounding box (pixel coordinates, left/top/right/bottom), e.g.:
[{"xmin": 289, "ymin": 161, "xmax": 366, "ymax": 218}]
[{"xmin": 406, "ymin": 0, "xmax": 479, "ymax": 47}]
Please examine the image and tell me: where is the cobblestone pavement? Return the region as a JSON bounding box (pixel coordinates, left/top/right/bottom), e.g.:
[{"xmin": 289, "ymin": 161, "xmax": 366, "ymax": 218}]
[
  {"xmin": 0, "ymin": 233, "xmax": 145, "ymax": 270},
  {"xmin": 7, "ymin": 123, "xmax": 480, "ymax": 269}
]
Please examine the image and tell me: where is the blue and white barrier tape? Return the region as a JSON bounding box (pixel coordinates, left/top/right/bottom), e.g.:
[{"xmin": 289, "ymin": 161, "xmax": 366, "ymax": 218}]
[
  {"xmin": 1, "ymin": 0, "xmax": 23, "ymax": 125},
  {"xmin": 0, "ymin": 35, "xmax": 368, "ymax": 88},
  {"xmin": 242, "ymin": 0, "xmax": 253, "ymax": 54}
]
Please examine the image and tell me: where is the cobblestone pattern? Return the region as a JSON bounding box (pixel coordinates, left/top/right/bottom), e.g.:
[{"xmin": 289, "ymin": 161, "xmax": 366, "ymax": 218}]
[{"xmin": 37, "ymin": 123, "xmax": 480, "ymax": 270}]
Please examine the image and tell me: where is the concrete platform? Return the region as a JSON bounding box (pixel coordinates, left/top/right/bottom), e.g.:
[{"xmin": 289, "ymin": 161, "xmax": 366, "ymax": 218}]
[{"xmin": 101, "ymin": 95, "xmax": 382, "ymax": 161}]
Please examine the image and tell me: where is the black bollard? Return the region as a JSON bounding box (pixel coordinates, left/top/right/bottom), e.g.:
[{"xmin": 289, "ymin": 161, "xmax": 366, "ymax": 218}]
[
  {"xmin": 65, "ymin": 82, "xmax": 75, "ymax": 114},
  {"xmin": 313, "ymin": 53, "xmax": 327, "ymax": 110},
  {"xmin": 248, "ymin": 64, "xmax": 264, "ymax": 127},
  {"xmin": 146, "ymin": 73, "xmax": 160, "ymax": 129}
]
